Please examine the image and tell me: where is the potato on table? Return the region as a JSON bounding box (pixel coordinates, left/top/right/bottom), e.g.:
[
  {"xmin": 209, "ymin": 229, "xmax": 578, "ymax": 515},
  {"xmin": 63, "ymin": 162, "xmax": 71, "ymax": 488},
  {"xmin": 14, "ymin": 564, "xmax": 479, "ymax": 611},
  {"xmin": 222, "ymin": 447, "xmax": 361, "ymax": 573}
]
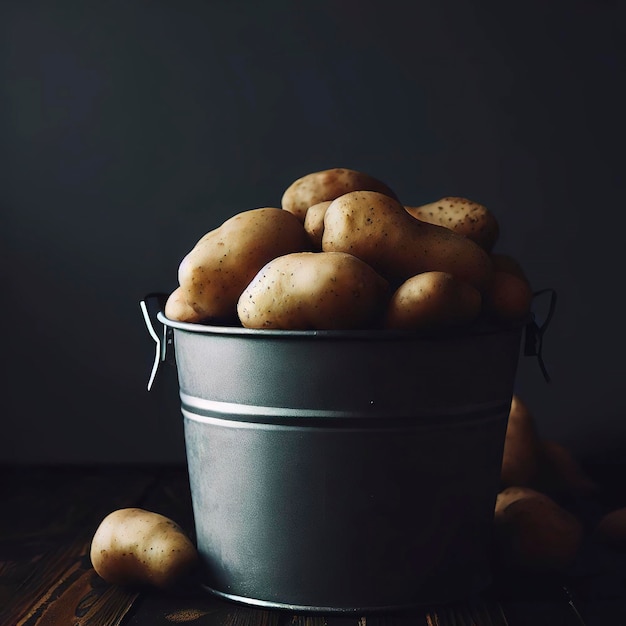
[
  {"xmin": 537, "ymin": 439, "xmax": 598, "ymax": 498},
  {"xmin": 594, "ymin": 508, "xmax": 626, "ymax": 549},
  {"xmin": 384, "ymin": 271, "xmax": 481, "ymax": 331},
  {"xmin": 281, "ymin": 167, "xmax": 399, "ymax": 222},
  {"xmin": 90, "ymin": 508, "xmax": 198, "ymax": 589},
  {"xmin": 405, "ymin": 197, "xmax": 499, "ymax": 251},
  {"xmin": 322, "ymin": 190, "xmax": 494, "ymax": 293},
  {"xmin": 501, "ymin": 394, "xmax": 542, "ymax": 488},
  {"xmin": 237, "ymin": 251, "xmax": 389, "ymax": 330},
  {"xmin": 494, "ymin": 486, "xmax": 583, "ymax": 572},
  {"xmin": 175, "ymin": 207, "xmax": 310, "ymax": 323},
  {"xmin": 495, "ymin": 485, "xmax": 542, "ymax": 512}
]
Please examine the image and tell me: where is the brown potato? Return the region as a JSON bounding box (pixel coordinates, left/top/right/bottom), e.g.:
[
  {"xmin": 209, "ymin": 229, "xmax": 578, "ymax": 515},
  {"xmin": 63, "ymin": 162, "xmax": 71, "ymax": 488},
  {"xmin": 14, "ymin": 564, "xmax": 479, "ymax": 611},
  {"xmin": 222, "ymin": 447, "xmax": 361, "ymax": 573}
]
[
  {"xmin": 281, "ymin": 167, "xmax": 399, "ymax": 222},
  {"xmin": 594, "ymin": 508, "xmax": 626, "ymax": 549},
  {"xmin": 303, "ymin": 200, "xmax": 332, "ymax": 250},
  {"xmin": 384, "ymin": 271, "xmax": 481, "ymax": 331},
  {"xmin": 537, "ymin": 440, "xmax": 597, "ymax": 498},
  {"xmin": 405, "ymin": 197, "xmax": 500, "ymax": 251},
  {"xmin": 237, "ymin": 251, "xmax": 389, "ymax": 330},
  {"xmin": 90, "ymin": 508, "xmax": 198, "ymax": 589},
  {"xmin": 164, "ymin": 286, "xmax": 207, "ymax": 323},
  {"xmin": 322, "ymin": 191, "xmax": 494, "ymax": 293},
  {"xmin": 484, "ymin": 271, "xmax": 533, "ymax": 322},
  {"xmin": 501, "ymin": 394, "xmax": 542, "ymax": 487},
  {"xmin": 494, "ymin": 488, "xmax": 583, "ymax": 572},
  {"xmin": 177, "ymin": 207, "xmax": 310, "ymax": 322},
  {"xmin": 491, "ymin": 253, "xmax": 529, "ymax": 283},
  {"xmin": 495, "ymin": 485, "xmax": 547, "ymax": 514}
]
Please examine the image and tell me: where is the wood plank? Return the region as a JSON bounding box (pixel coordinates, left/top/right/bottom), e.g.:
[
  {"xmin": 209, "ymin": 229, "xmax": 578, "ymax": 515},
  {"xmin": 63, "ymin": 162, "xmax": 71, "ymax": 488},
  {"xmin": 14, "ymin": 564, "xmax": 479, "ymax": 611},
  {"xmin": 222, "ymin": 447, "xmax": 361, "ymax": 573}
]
[
  {"xmin": 10, "ymin": 544, "xmax": 137, "ymax": 626},
  {"xmin": 122, "ymin": 587, "xmax": 284, "ymax": 626}
]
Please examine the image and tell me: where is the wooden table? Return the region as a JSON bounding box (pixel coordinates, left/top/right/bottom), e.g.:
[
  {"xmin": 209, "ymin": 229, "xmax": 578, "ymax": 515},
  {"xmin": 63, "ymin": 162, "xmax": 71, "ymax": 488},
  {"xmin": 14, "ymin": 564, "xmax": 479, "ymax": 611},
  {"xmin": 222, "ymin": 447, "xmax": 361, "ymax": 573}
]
[{"xmin": 2, "ymin": 463, "xmax": 626, "ymax": 626}]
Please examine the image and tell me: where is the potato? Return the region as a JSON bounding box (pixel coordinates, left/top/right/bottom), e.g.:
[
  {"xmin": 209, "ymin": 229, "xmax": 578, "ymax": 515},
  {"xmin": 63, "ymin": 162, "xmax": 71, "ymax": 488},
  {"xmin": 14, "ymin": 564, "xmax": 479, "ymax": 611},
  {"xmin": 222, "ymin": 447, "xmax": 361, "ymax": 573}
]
[
  {"xmin": 281, "ymin": 167, "xmax": 399, "ymax": 222},
  {"xmin": 484, "ymin": 271, "xmax": 533, "ymax": 322},
  {"xmin": 164, "ymin": 286, "xmax": 207, "ymax": 323},
  {"xmin": 537, "ymin": 440, "xmax": 597, "ymax": 498},
  {"xmin": 491, "ymin": 253, "xmax": 529, "ymax": 283},
  {"xmin": 176, "ymin": 207, "xmax": 310, "ymax": 322},
  {"xmin": 384, "ymin": 271, "xmax": 481, "ymax": 331},
  {"xmin": 494, "ymin": 487, "xmax": 583, "ymax": 572},
  {"xmin": 237, "ymin": 251, "xmax": 389, "ymax": 330},
  {"xmin": 594, "ymin": 508, "xmax": 626, "ymax": 549},
  {"xmin": 303, "ymin": 200, "xmax": 332, "ymax": 250},
  {"xmin": 501, "ymin": 394, "xmax": 542, "ymax": 488},
  {"xmin": 405, "ymin": 197, "xmax": 500, "ymax": 251},
  {"xmin": 483, "ymin": 253, "xmax": 533, "ymax": 322},
  {"xmin": 322, "ymin": 191, "xmax": 494, "ymax": 292},
  {"xmin": 90, "ymin": 508, "xmax": 198, "ymax": 589},
  {"xmin": 495, "ymin": 485, "xmax": 545, "ymax": 513}
]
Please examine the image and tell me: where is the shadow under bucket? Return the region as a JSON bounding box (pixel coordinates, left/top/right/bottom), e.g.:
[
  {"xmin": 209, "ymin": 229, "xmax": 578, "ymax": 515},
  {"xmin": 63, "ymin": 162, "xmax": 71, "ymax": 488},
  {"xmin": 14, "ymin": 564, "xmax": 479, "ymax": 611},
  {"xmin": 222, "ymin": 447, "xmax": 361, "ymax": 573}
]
[{"xmin": 144, "ymin": 303, "xmax": 536, "ymax": 613}]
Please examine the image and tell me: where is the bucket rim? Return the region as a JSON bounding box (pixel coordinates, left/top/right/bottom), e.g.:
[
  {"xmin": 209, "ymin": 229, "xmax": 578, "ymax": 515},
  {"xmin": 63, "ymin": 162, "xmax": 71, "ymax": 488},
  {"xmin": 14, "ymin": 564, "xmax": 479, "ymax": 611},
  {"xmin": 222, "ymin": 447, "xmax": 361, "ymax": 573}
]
[{"xmin": 156, "ymin": 311, "xmax": 528, "ymax": 340}]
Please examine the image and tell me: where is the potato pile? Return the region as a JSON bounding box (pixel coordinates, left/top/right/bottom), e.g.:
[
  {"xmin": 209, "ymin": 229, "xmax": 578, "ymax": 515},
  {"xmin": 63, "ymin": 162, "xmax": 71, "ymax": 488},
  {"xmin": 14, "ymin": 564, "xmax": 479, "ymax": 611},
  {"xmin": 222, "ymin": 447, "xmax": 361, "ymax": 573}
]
[
  {"xmin": 165, "ymin": 167, "xmax": 534, "ymax": 331},
  {"xmin": 495, "ymin": 394, "xmax": 626, "ymax": 574}
]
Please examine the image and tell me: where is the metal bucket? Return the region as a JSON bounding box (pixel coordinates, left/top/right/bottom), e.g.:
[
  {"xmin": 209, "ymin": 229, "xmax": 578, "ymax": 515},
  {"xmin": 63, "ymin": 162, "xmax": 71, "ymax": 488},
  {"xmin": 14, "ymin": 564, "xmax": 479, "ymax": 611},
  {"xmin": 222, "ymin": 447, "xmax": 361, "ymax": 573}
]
[{"xmin": 142, "ymin": 297, "xmax": 535, "ymax": 613}]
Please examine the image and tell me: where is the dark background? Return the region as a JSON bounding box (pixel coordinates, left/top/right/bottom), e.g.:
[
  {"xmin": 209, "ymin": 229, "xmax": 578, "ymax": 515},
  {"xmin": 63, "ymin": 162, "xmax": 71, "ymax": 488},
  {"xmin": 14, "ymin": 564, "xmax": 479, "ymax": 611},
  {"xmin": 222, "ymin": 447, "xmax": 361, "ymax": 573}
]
[{"xmin": 1, "ymin": 0, "xmax": 624, "ymax": 464}]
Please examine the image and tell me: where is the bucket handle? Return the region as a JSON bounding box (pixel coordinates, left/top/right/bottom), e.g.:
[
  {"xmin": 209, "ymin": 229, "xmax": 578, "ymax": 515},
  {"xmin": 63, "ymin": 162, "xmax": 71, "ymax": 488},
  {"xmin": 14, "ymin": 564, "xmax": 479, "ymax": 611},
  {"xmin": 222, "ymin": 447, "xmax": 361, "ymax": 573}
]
[
  {"xmin": 140, "ymin": 292, "xmax": 172, "ymax": 391},
  {"xmin": 524, "ymin": 288, "xmax": 557, "ymax": 383}
]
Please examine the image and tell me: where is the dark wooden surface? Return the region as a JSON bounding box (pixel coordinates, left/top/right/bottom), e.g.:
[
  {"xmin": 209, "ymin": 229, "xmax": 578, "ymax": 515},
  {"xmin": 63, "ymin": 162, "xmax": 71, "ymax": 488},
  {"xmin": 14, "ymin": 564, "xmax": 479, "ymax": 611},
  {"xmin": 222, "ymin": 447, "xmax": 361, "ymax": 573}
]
[{"xmin": 2, "ymin": 463, "xmax": 626, "ymax": 626}]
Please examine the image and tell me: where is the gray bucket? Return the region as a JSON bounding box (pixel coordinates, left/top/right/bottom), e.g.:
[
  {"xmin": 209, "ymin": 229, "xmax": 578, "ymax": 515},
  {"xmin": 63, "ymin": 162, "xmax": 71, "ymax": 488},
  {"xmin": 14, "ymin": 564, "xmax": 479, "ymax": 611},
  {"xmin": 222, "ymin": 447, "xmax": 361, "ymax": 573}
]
[{"xmin": 142, "ymin": 299, "xmax": 532, "ymax": 613}]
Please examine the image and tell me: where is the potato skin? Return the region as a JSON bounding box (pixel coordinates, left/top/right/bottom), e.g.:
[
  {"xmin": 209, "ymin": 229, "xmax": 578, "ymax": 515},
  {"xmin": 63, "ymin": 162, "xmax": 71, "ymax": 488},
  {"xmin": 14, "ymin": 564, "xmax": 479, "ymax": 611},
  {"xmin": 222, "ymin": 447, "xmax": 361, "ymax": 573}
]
[
  {"xmin": 303, "ymin": 200, "xmax": 332, "ymax": 250},
  {"xmin": 322, "ymin": 191, "xmax": 494, "ymax": 293},
  {"xmin": 484, "ymin": 271, "xmax": 533, "ymax": 322},
  {"xmin": 90, "ymin": 508, "xmax": 198, "ymax": 589},
  {"xmin": 405, "ymin": 197, "xmax": 499, "ymax": 251},
  {"xmin": 281, "ymin": 167, "xmax": 399, "ymax": 222},
  {"xmin": 493, "ymin": 487, "xmax": 583, "ymax": 572},
  {"xmin": 484, "ymin": 253, "xmax": 533, "ymax": 322},
  {"xmin": 501, "ymin": 394, "xmax": 542, "ymax": 488},
  {"xmin": 164, "ymin": 286, "xmax": 207, "ymax": 323},
  {"xmin": 495, "ymin": 485, "xmax": 544, "ymax": 513},
  {"xmin": 594, "ymin": 508, "xmax": 626, "ymax": 549},
  {"xmin": 237, "ymin": 251, "xmax": 389, "ymax": 330},
  {"xmin": 491, "ymin": 253, "xmax": 529, "ymax": 282},
  {"xmin": 384, "ymin": 271, "xmax": 481, "ymax": 331},
  {"xmin": 537, "ymin": 440, "xmax": 597, "ymax": 498},
  {"xmin": 177, "ymin": 207, "xmax": 310, "ymax": 322}
]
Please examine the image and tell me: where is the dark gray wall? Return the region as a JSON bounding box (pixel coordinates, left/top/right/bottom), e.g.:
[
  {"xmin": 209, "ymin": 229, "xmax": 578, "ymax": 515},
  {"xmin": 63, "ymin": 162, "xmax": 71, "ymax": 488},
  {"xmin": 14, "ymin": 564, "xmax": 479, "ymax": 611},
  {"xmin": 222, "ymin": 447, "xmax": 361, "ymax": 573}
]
[{"xmin": 2, "ymin": 0, "xmax": 624, "ymax": 464}]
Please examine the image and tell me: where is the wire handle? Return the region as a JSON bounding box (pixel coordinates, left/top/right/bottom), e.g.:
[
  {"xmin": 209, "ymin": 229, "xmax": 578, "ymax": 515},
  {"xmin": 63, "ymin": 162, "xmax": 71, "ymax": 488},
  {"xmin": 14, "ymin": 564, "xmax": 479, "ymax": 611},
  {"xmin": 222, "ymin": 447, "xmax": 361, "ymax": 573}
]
[
  {"xmin": 140, "ymin": 292, "xmax": 171, "ymax": 391},
  {"xmin": 524, "ymin": 288, "xmax": 557, "ymax": 383}
]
